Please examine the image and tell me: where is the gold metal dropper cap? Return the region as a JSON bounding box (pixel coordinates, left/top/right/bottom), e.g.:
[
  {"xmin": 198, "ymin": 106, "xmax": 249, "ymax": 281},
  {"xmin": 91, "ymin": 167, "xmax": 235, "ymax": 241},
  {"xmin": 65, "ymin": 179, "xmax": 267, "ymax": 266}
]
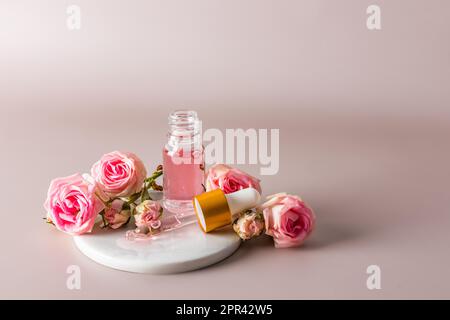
[{"xmin": 193, "ymin": 189, "xmax": 231, "ymax": 233}]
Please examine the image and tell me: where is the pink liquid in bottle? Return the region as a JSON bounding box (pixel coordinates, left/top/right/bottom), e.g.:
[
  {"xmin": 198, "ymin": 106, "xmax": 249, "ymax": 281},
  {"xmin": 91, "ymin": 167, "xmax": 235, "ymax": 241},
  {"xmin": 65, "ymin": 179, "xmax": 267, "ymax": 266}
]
[
  {"xmin": 163, "ymin": 147, "xmax": 204, "ymax": 201},
  {"xmin": 162, "ymin": 110, "xmax": 204, "ymax": 216}
]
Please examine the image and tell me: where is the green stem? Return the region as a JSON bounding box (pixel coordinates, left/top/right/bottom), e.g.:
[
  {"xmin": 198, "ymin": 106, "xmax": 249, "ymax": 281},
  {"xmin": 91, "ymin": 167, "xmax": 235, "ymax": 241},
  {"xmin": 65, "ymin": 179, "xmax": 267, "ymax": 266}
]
[
  {"xmin": 144, "ymin": 170, "xmax": 163, "ymax": 184},
  {"xmin": 126, "ymin": 192, "xmax": 141, "ymax": 204},
  {"xmin": 124, "ymin": 169, "xmax": 163, "ymax": 204},
  {"xmin": 140, "ymin": 181, "xmax": 150, "ymax": 202},
  {"xmin": 99, "ymin": 209, "xmax": 107, "ymax": 228}
]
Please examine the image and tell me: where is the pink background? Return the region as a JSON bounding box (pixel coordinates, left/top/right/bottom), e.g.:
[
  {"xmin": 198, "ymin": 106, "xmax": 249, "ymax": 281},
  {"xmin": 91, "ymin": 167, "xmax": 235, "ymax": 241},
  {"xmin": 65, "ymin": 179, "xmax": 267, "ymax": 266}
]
[{"xmin": 1, "ymin": 0, "xmax": 450, "ymax": 299}]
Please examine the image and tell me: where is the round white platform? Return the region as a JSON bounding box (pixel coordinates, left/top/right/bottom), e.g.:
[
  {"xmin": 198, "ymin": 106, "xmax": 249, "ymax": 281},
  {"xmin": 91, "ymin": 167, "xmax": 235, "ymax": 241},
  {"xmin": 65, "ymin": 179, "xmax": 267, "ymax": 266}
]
[{"xmin": 73, "ymin": 222, "xmax": 241, "ymax": 274}]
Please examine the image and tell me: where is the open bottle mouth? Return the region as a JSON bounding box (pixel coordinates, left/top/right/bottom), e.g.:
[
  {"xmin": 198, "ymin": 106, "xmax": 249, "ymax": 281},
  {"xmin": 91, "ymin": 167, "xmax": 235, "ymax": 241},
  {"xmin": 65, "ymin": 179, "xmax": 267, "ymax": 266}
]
[
  {"xmin": 167, "ymin": 110, "xmax": 202, "ymax": 148},
  {"xmin": 169, "ymin": 110, "xmax": 198, "ymax": 122},
  {"xmin": 168, "ymin": 110, "xmax": 200, "ymax": 134}
]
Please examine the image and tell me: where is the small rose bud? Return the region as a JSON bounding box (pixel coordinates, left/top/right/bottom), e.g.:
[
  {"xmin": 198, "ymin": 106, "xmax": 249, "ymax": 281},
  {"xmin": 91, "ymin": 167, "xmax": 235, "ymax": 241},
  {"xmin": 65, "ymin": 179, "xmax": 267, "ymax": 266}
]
[
  {"xmin": 102, "ymin": 199, "xmax": 131, "ymax": 229},
  {"xmin": 134, "ymin": 200, "xmax": 162, "ymax": 233},
  {"xmin": 233, "ymin": 210, "xmax": 265, "ymax": 241}
]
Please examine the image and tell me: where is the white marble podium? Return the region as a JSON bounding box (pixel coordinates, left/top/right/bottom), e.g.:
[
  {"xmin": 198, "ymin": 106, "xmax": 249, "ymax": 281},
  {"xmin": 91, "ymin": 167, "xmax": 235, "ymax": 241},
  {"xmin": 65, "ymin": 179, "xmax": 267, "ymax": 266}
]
[{"xmin": 74, "ymin": 205, "xmax": 241, "ymax": 274}]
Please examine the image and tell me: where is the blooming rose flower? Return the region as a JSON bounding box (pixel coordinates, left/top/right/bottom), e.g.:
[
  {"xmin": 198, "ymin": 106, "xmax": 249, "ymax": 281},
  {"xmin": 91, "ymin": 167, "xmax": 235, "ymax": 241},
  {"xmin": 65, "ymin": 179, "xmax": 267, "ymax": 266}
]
[
  {"xmin": 134, "ymin": 200, "xmax": 162, "ymax": 232},
  {"xmin": 103, "ymin": 199, "xmax": 131, "ymax": 229},
  {"xmin": 233, "ymin": 211, "xmax": 265, "ymax": 240},
  {"xmin": 205, "ymin": 164, "xmax": 262, "ymax": 194},
  {"xmin": 91, "ymin": 151, "xmax": 147, "ymax": 199},
  {"xmin": 44, "ymin": 173, "xmax": 104, "ymax": 235},
  {"xmin": 261, "ymin": 193, "xmax": 315, "ymax": 248}
]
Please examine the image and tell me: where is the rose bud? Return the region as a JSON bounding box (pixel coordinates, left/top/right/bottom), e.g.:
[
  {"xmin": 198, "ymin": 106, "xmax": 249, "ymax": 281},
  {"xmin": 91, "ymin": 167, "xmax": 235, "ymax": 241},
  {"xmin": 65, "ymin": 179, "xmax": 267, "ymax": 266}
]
[{"xmin": 233, "ymin": 210, "xmax": 265, "ymax": 241}]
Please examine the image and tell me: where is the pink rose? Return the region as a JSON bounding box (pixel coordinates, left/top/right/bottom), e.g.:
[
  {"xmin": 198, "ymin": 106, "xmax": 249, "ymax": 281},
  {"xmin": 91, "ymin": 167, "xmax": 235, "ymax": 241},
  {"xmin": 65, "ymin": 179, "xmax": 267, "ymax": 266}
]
[
  {"xmin": 261, "ymin": 193, "xmax": 315, "ymax": 248},
  {"xmin": 205, "ymin": 164, "xmax": 262, "ymax": 194},
  {"xmin": 44, "ymin": 173, "xmax": 104, "ymax": 235},
  {"xmin": 91, "ymin": 151, "xmax": 147, "ymax": 198},
  {"xmin": 233, "ymin": 211, "xmax": 265, "ymax": 240},
  {"xmin": 103, "ymin": 199, "xmax": 131, "ymax": 229},
  {"xmin": 134, "ymin": 200, "xmax": 162, "ymax": 232}
]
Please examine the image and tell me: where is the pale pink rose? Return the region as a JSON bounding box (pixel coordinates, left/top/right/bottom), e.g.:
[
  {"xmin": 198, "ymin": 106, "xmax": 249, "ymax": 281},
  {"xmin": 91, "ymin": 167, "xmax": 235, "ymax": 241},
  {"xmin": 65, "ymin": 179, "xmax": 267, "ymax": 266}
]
[
  {"xmin": 91, "ymin": 151, "xmax": 147, "ymax": 198},
  {"xmin": 261, "ymin": 193, "xmax": 315, "ymax": 248},
  {"xmin": 134, "ymin": 200, "xmax": 162, "ymax": 232},
  {"xmin": 44, "ymin": 173, "xmax": 104, "ymax": 235},
  {"xmin": 233, "ymin": 211, "xmax": 265, "ymax": 240},
  {"xmin": 103, "ymin": 199, "xmax": 131, "ymax": 229},
  {"xmin": 205, "ymin": 164, "xmax": 262, "ymax": 194}
]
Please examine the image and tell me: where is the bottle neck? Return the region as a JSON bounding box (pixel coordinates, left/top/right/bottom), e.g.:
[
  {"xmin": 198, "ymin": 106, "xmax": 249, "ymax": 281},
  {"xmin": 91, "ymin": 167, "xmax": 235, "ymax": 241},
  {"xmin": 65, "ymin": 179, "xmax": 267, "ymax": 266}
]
[{"xmin": 166, "ymin": 110, "xmax": 202, "ymax": 152}]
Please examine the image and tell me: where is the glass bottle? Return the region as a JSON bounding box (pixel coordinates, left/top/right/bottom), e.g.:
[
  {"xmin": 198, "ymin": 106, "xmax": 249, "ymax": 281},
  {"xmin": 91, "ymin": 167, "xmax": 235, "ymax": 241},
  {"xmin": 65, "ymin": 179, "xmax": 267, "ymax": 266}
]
[{"xmin": 162, "ymin": 110, "xmax": 204, "ymax": 216}]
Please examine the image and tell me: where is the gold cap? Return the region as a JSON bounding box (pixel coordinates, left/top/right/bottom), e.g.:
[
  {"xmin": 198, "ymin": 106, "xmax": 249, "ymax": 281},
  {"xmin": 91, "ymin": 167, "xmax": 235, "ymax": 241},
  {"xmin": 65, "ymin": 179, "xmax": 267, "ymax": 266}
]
[{"xmin": 193, "ymin": 189, "xmax": 232, "ymax": 233}]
